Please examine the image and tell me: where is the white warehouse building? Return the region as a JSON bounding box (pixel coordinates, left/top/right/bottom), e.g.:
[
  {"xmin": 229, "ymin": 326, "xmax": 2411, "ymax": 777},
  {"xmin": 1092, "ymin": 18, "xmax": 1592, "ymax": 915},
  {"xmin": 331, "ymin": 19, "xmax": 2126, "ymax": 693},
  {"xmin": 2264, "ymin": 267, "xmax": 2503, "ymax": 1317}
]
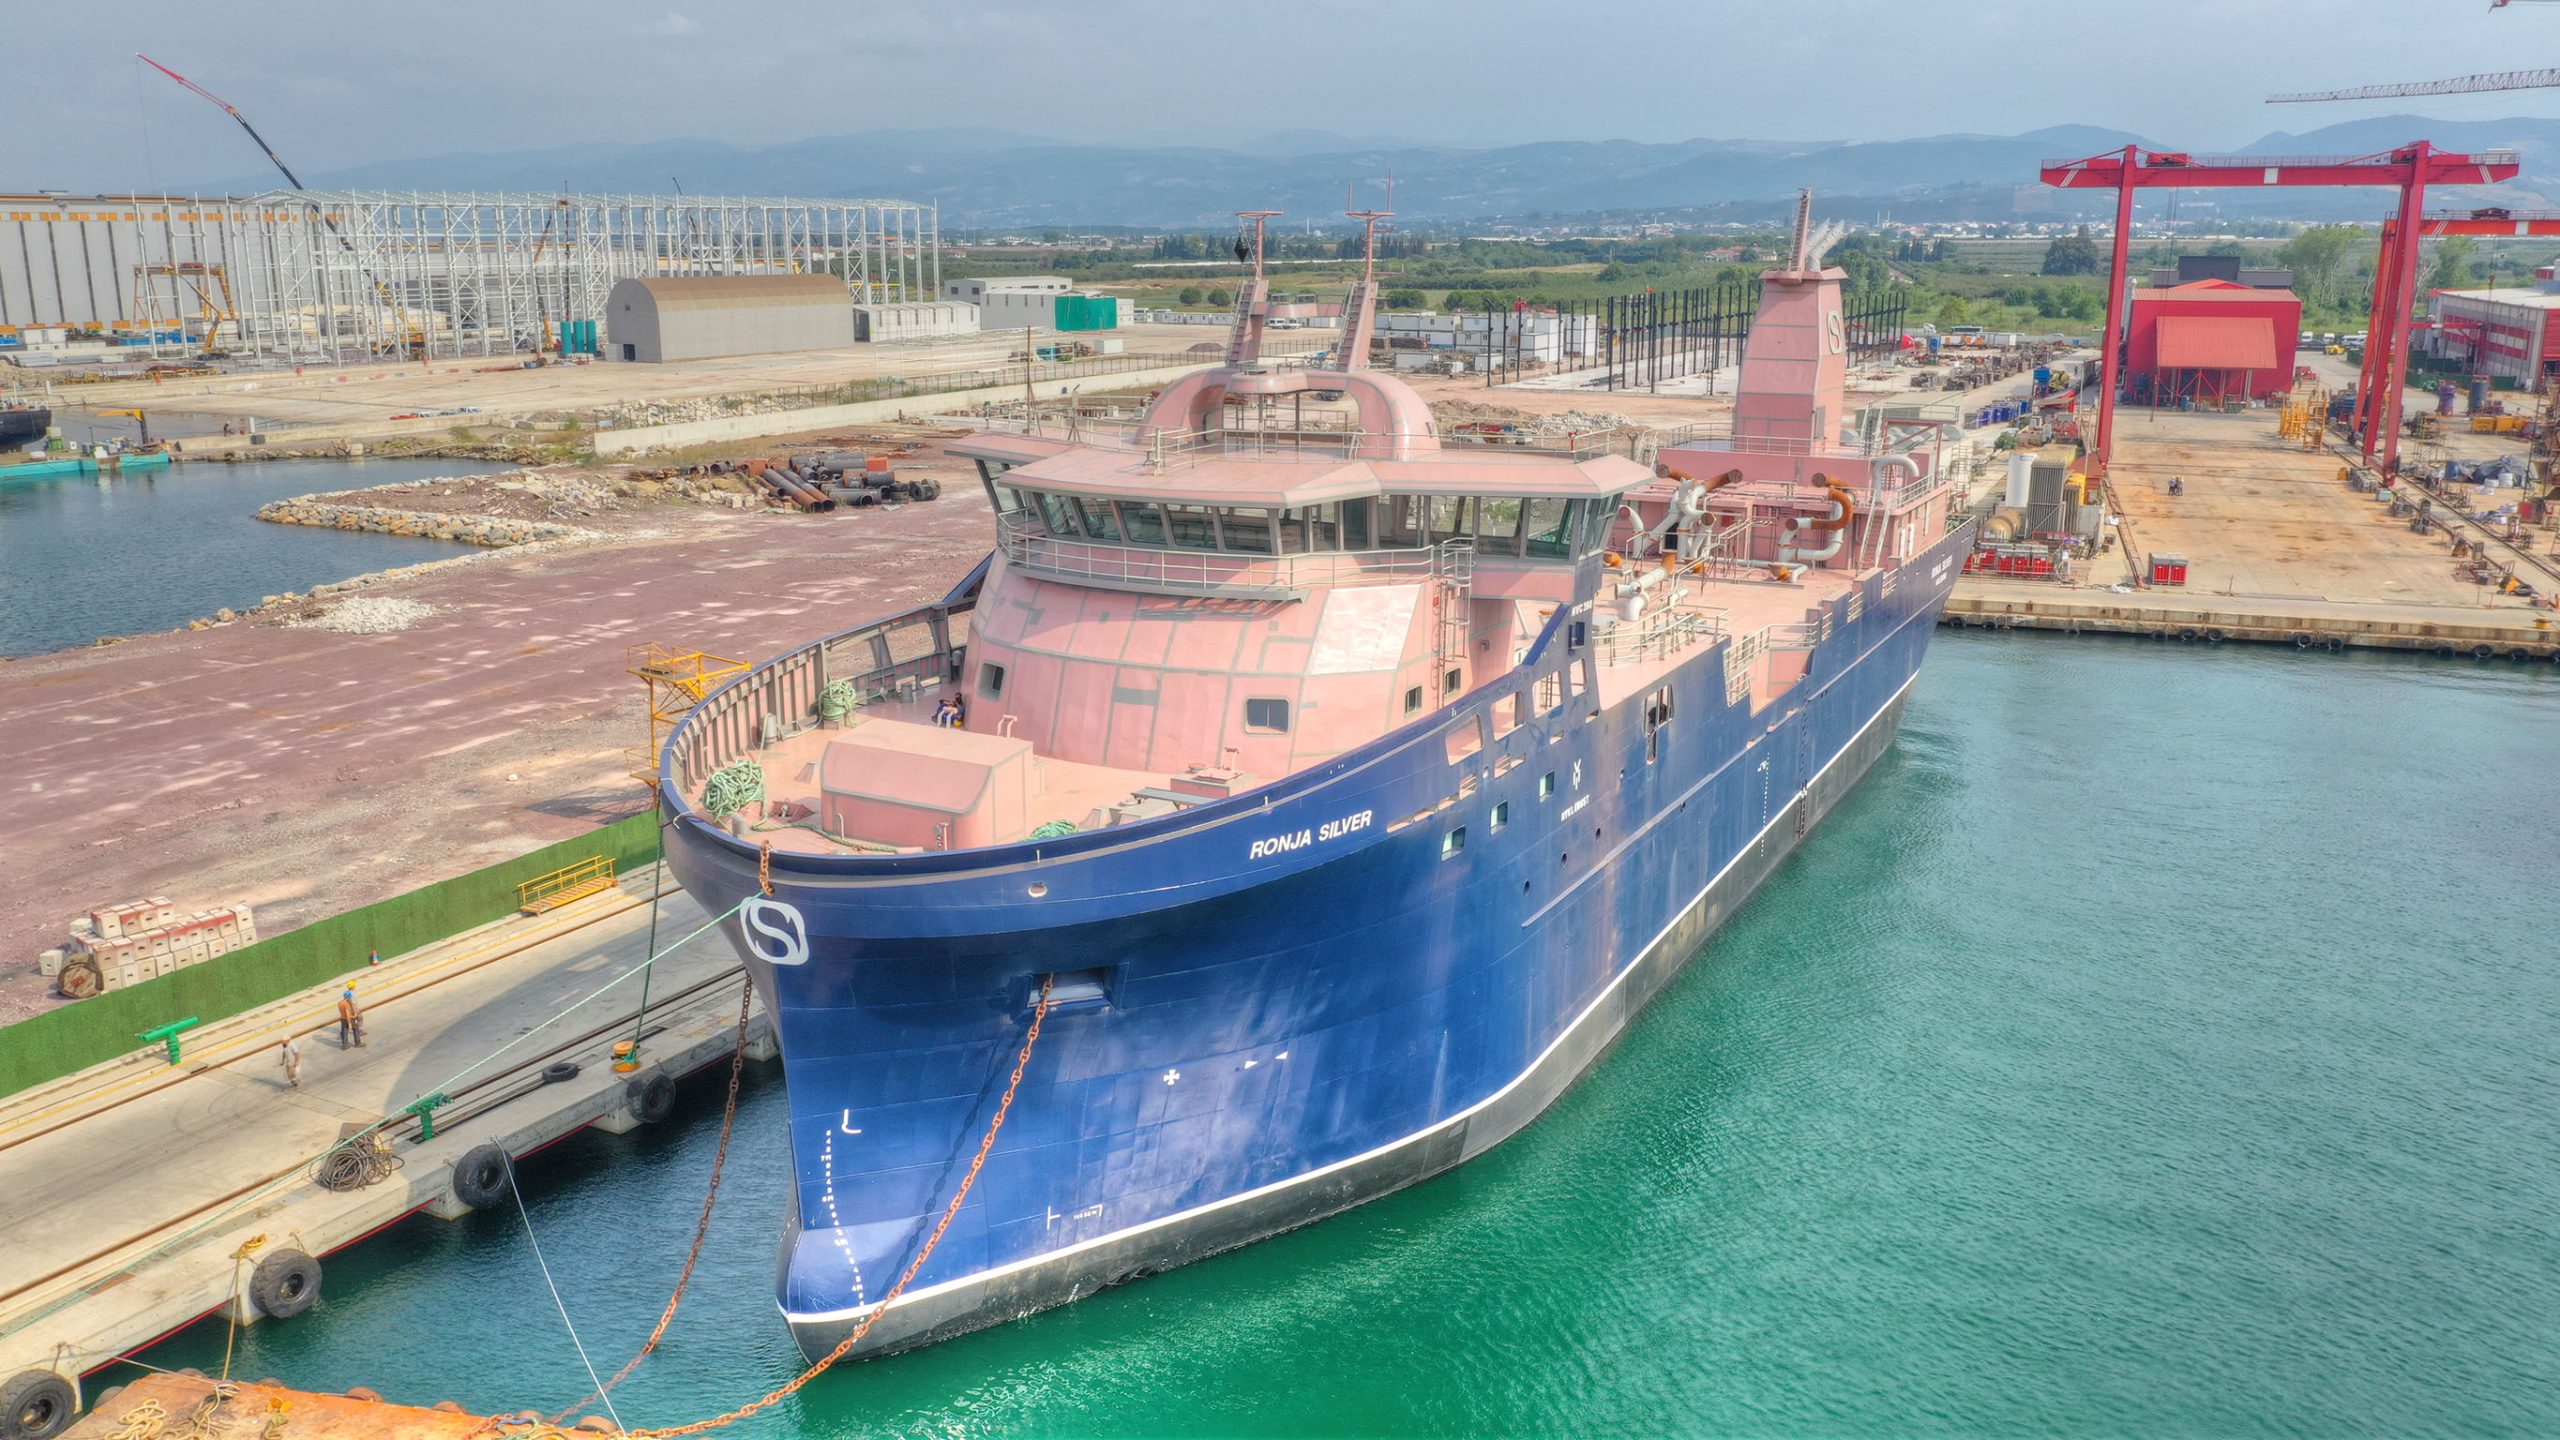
[{"xmin": 606, "ymin": 275, "xmax": 854, "ymax": 362}]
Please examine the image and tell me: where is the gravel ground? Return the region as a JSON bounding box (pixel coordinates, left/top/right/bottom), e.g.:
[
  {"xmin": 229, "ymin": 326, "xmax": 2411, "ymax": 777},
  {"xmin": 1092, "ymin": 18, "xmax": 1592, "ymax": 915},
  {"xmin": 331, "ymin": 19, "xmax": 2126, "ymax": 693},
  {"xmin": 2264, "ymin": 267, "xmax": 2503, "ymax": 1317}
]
[{"xmin": 286, "ymin": 596, "xmax": 436, "ymax": 634}]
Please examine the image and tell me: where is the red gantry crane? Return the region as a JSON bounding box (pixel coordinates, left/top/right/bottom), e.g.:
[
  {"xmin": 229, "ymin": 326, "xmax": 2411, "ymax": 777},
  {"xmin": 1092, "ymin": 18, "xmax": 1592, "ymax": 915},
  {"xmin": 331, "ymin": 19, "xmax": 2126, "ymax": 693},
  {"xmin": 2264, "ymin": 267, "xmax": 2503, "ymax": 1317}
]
[
  {"xmin": 2042, "ymin": 144, "xmax": 2520, "ymax": 480},
  {"xmin": 2355, "ymin": 208, "xmax": 2560, "ymax": 446}
]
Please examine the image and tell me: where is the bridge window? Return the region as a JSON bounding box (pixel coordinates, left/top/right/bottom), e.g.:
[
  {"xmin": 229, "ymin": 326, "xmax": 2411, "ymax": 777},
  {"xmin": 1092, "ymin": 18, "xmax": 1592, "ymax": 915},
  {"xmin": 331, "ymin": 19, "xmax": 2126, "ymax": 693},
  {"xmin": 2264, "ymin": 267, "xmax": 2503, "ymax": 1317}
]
[
  {"xmin": 1164, "ymin": 503, "xmax": 1220, "ymax": 550},
  {"xmin": 1427, "ymin": 497, "xmax": 1472, "ymax": 546},
  {"xmin": 1584, "ymin": 500, "xmax": 1620, "ymax": 550},
  {"xmin": 1035, "ymin": 492, "xmax": 1079, "ymax": 537},
  {"xmin": 1219, "ymin": 508, "xmax": 1275, "ymax": 554},
  {"xmin": 1524, "ymin": 498, "xmax": 1577, "ymax": 559},
  {"xmin": 1244, "ymin": 697, "xmax": 1291, "ymax": 732},
  {"xmin": 987, "ymin": 477, "xmax": 1027, "ymax": 513},
  {"xmin": 1477, "ymin": 497, "xmax": 1525, "ymax": 555},
  {"xmin": 1118, "ymin": 501, "xmax": 1167, "ymax": 546},
  {"xmin": 1378, "ymin": 496, "xmax": 1427, "ymax": 548},
  {"xmin": 1074, "ymin": 497, "xmax": 1121, "ymax": 541},
  {"xmin": 1340, "ymin": 498, "xmax": 1372, "ymax": 549}
]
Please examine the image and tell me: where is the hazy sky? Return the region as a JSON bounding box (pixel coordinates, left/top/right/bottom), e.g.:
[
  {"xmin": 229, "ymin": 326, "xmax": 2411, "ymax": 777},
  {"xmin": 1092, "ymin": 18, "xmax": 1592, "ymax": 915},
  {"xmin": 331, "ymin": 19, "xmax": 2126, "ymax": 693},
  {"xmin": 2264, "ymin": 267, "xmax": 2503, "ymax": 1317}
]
[{"xmin": 18, "ymin": 0, "xmax": 2560, "ymax": 187}]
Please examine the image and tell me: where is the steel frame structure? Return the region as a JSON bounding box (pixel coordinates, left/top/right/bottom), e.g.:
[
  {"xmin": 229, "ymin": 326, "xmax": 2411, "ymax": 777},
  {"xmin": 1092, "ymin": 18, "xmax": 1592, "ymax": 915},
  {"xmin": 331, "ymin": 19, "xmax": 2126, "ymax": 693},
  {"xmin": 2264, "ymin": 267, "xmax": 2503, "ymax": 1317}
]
[
  {"xmin": 2040, "ymin": 144, "xmax": 2520, "ymax": 479},
  {"xmin": 0, "ymin": 190, "xmax": 938, "ymax": 364}
]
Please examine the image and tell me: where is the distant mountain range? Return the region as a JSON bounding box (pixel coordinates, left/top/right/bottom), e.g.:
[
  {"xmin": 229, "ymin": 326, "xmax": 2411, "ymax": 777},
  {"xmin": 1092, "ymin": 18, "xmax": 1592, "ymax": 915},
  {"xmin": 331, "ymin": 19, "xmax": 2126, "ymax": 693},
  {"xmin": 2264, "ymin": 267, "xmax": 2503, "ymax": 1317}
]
[{"xmin": 204, "ymin": 117, "xmax": 2560, "ymax": 228}]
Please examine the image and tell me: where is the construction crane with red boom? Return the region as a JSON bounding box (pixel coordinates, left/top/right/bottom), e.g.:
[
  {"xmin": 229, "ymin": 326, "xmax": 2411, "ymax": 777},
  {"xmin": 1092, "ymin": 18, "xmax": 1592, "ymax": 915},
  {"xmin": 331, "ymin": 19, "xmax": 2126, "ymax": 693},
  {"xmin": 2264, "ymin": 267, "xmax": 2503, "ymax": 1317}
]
[{"xmin": 136, "ymin": 52, "xmax": 425, "ymax": 357}]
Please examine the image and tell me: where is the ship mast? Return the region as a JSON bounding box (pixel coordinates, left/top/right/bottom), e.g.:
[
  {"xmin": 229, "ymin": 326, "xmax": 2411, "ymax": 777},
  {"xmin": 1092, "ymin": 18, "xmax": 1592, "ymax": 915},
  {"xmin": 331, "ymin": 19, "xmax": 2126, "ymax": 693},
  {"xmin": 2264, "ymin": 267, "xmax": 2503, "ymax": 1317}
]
[
  {"xmin": 1225, "ymin": 209, "xmax": 1282, "ymax": 367},
  {"xmin": 1334, "ymin": 181, "xmax": 1393, "ymax": 373}
]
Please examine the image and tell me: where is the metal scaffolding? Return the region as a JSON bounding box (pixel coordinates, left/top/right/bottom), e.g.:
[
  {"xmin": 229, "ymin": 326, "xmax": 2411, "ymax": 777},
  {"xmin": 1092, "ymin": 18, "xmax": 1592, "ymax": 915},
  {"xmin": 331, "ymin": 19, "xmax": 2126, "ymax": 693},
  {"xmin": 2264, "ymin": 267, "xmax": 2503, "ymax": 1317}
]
[{"xmin": 0, "ymin": 190, "xmax": 939, "ymax": 364}]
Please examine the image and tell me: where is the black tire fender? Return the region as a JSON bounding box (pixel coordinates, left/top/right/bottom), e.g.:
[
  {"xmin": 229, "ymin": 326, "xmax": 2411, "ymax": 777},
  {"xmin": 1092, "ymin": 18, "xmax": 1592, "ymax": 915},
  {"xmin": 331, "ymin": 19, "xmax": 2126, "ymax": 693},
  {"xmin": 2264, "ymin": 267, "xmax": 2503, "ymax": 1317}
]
[
  {"xmin": 541, "ymin": 1061, "xmax": 580, "ymax": 1085},
  {"xmin": 450, "ymin": 1143, "xmax": 512, "ymax": 1211},
  {"xmin": 2293, "ymin": 633, "xmax": 2314, "ymax": 649},
  {"xmin": 0, "ymin": 1371, "xmax": 75, "ymax": 1440},
  {"xmin": 249, "ymin": 1249, "xmax": 322, "ymax": 1320},
  {"xmin": 2178, "ymin": 627, "xmax": 2200, "ymax": 643},
  {"xmin": 2205, "ymin": 628, "xmax": 2227, "ymax": 644},
  {"xmin": 2324, "ymin": 636, "xmax": 2345, "ymax": 652},
  {"xmin": 629, "ymin": 1074, "xmax": 676, "ymax": 1125},
  {"xmin": 2473, "ymin": 643, "xmax": 2495, "ymax": 659}
]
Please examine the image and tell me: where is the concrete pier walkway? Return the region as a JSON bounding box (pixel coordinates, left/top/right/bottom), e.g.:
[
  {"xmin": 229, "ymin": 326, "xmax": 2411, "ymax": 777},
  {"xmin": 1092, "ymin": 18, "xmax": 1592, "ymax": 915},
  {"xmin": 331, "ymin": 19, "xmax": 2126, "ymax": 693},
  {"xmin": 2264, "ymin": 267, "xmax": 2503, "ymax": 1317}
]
[{"xmin": 0, "ymin": 875, "xmax": 762, "ymax": 1402}]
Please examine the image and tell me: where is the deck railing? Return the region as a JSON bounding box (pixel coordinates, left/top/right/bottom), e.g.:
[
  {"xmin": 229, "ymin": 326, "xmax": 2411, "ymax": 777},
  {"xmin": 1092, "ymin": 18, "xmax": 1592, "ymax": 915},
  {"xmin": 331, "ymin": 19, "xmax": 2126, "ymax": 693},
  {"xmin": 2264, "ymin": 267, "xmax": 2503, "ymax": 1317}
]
[
  {"xmin": 667, "ymin": 598, "xmax": 972, "ymax": 808},
  {"xmin": 998, "ymin": 512, "xmax": 1469, "ymax": 599},
  {"xmin": 1596, "ymin": 603, "xmax": 1727, "ymax": 666}
]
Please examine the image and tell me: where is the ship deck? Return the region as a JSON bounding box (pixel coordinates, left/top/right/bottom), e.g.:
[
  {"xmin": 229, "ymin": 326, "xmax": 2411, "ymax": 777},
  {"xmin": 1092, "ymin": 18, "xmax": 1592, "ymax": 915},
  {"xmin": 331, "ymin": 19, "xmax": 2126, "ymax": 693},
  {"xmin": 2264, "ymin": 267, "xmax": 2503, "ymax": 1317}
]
[
  {"xmin": 1590, "ymin": 562, "xmax": 1857, "ymax": 715},
  {"xmin": 713, "ymin": 561, "xmax": 1862, "ymax": 858}
]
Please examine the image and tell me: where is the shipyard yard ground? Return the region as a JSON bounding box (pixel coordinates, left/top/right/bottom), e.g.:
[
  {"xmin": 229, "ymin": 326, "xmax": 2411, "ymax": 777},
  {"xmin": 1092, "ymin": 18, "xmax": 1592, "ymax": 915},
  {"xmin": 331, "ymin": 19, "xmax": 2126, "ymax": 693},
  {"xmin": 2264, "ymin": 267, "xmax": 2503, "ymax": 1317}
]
[
  {"xmin": 43, "ymin": 324, "xmax": 1279, "ymax": 450},
  {"xmin": 0, "ymin": 443, "xmax": 991, "ymax": 1022}
]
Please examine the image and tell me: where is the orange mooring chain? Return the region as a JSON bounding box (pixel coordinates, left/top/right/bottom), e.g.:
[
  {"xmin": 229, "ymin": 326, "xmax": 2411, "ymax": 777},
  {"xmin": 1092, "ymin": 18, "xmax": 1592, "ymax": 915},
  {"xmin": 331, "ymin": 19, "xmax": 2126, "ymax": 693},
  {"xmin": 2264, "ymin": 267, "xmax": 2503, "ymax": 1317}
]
[
  {"xmin": 757, "ymin": 840, "xmax": 774, "ymax": 897},
  {"xmin": 612, "ymin": 974, "xmax": 1056, "ymax": 1438},
  {"xmin": 550, "ymin": 974, "xmax": 759, "ymax": 1422}
]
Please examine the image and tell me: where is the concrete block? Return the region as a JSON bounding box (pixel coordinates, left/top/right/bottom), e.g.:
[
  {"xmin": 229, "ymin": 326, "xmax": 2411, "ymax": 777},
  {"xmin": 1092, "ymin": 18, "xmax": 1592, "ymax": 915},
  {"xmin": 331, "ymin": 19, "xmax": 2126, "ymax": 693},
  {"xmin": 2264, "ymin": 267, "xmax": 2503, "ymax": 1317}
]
[
  {"xmin": 90, "ymin": 911, "xmax": 124, "ymax": 940},
  {"xmin": 37, "ymin": 948, "xmax": 64, "ymax": 978}
]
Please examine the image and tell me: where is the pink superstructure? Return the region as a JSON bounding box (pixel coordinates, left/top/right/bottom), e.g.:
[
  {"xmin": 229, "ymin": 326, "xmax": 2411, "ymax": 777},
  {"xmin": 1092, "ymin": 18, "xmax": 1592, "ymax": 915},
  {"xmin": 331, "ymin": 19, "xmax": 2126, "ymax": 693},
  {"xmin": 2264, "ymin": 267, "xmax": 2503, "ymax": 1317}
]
[{"xmin": 709, "ymin": 196, "xmax": 1959, "ymax": 856}]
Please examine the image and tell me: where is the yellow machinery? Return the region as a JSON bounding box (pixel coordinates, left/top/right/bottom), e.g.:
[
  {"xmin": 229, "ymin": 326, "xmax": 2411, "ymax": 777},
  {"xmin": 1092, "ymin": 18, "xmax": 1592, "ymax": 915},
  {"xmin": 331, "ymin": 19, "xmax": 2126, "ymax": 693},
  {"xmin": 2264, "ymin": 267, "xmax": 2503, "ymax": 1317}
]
[
  {"xmin": 2278, "ymin": 385, "xmax": 2328, "ymax": 449},
  {"xmin": 97, "ymin": 409, "xmax": 152, "ymax": 445},
  {"xmin": 133, "ymin": 261, "xmax": 236, "ymax": 356},
  {"xmin": 628, "ymin": 644, "xmax": 749, "ymax": 793}
]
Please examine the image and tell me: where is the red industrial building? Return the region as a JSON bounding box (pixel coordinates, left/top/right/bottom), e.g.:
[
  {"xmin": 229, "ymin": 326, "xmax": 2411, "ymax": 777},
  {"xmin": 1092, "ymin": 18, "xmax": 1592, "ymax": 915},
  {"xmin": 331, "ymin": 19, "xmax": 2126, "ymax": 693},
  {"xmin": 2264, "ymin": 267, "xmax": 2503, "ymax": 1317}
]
[{"xmin": 2123, "ymin": 279, "xmax": 2303, "ymax": 407}]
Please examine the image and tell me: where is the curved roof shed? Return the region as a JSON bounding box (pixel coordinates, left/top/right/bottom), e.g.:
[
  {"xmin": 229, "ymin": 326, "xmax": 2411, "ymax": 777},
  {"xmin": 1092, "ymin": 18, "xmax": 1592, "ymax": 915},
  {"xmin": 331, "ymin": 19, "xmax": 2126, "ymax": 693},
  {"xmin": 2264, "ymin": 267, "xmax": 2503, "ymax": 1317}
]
[{"xmin": 607, "ymin": 274, "xmax": 854, "ymax": 363}]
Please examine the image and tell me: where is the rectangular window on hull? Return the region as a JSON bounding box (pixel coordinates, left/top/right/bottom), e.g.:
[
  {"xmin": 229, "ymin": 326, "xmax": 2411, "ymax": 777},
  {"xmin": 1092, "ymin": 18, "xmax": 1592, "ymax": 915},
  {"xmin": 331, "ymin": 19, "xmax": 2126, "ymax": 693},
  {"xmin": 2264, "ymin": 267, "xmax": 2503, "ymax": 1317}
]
[
  {"xmin": 1442, "ymin": 826, "xmax": 1467, "ymax": 858},
  {"xmin": 1244, "ymin": 697, "xmax": 1290, "ymax": 732},
  {"xmin": 979, "ymin": 662, "xmax": 1007, "ymax": 699}
]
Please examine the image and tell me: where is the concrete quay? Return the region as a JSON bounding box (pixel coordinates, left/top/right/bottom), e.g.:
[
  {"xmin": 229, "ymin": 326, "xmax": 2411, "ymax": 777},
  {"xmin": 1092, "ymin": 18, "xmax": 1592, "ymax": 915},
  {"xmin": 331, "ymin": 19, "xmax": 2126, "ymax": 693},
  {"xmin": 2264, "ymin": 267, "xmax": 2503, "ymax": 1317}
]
[
  {"xmin": 1943, "ymin": 586, "xmax": 2559, "ymax": 657},
  {"xmin": 1952, "ymin": 403, "xmax": 2559, "ymax": 657},
  {"xmin": 0, "ymin": 875, "xmax": 761, "ymax": 1410}
]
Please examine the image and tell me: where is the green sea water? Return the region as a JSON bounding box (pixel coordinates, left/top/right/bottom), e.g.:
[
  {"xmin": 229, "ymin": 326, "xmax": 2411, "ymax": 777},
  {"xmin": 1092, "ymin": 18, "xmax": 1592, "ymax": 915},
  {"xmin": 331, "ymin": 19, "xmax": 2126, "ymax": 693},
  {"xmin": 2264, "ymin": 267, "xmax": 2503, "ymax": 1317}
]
[{"xmin": 129, "ymin": 636, "xmax": 2560, "ymax": 1436}]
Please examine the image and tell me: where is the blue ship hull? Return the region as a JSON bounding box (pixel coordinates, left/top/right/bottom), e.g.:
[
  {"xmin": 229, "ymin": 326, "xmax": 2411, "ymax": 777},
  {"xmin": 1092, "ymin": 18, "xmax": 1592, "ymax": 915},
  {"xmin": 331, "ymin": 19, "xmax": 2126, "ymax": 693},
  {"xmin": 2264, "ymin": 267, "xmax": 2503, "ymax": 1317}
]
[{"xmin": 662, "ymin": 522, "xmax": 1971, "ymax": 1358}]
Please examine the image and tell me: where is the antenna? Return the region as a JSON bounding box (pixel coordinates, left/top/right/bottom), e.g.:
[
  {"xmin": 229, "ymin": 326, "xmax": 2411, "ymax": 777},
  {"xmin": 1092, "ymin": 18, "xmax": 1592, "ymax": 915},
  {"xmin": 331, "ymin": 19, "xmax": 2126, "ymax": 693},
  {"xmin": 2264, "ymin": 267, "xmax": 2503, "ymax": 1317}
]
[
  {"xmin": 1346, "ymin": 175, "xmax": 1396, "ymax": 283},
  {"xmin": 1235, "ymin": 209, "xmax": 1282, "ymax": 282}
]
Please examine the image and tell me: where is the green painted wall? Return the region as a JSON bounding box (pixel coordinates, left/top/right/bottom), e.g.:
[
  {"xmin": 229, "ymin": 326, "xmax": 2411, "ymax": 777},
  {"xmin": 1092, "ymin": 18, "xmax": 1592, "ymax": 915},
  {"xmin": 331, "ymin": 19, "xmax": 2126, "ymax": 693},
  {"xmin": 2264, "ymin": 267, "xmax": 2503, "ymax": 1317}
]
[{"xmin": 0, "ymin": 814, "xmax": 664, "ymax": 1097}]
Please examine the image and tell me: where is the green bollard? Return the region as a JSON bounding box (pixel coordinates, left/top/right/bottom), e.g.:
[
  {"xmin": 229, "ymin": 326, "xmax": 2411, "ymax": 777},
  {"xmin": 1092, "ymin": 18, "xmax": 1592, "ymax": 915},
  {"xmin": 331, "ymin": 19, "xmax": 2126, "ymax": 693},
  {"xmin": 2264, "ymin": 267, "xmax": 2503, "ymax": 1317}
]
[
  {"xmin": 404, "ymin": 1091, "xmax": 451, "ymax": 1141},
  {"xmin": 137, "ymin": 1017, "xmax": 203, "ymax": 1067}
]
